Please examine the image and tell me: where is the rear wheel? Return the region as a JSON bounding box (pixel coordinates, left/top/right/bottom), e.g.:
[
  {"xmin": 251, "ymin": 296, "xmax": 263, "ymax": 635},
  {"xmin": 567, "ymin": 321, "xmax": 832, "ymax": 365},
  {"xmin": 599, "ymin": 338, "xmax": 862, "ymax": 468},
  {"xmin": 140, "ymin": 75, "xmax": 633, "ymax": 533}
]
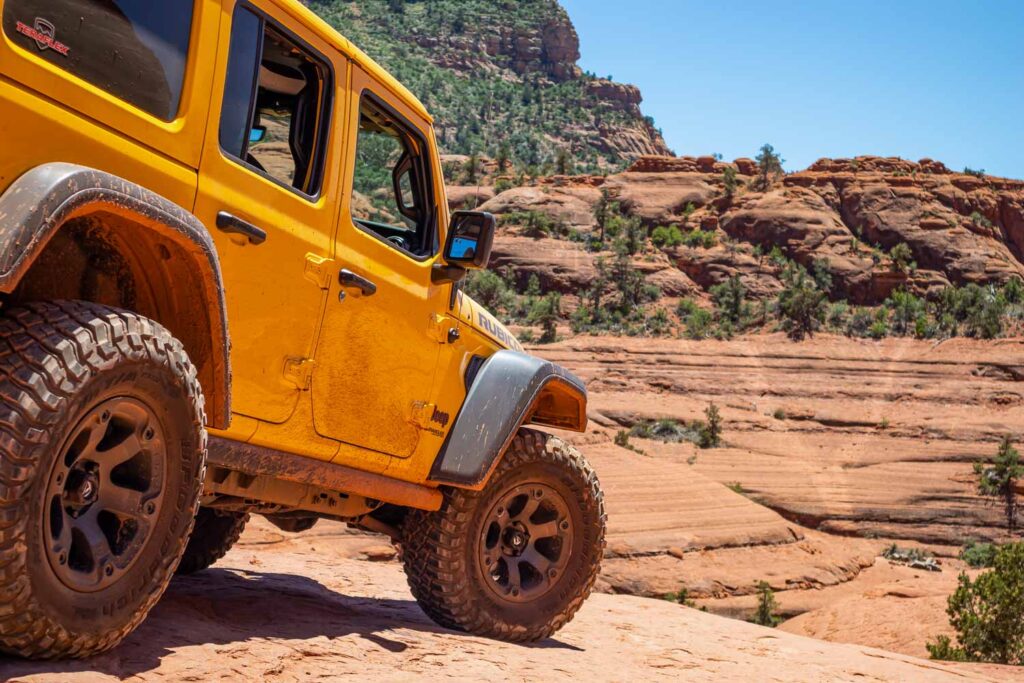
[
  {"xmin": 400, "ymin": 429, "xmax": 605, "ymax": 642},
  {"xmin": 0, "ymin": 302, "xmax": 206, "ymax": 659},
  {"xmin": 177, "ymin": 508, "xmax": 249, "ymax": 575}
]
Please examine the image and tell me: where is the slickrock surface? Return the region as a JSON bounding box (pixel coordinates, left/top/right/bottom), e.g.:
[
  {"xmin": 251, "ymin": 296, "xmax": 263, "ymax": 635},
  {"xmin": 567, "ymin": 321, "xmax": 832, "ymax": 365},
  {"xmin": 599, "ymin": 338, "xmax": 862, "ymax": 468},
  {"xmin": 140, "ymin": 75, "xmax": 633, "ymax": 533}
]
[{"xmin": 3, "ymin": 519, "xmax": 1019, "ymax": 683}]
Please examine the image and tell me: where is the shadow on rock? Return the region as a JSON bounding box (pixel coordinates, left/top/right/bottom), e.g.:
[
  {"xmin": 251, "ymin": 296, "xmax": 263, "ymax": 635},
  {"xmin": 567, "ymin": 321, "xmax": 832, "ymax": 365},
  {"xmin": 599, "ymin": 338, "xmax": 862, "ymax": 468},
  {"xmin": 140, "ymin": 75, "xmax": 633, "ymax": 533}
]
[{"xmin": 0, "ymin": 566, "xmax": 579, "ymax": 680}]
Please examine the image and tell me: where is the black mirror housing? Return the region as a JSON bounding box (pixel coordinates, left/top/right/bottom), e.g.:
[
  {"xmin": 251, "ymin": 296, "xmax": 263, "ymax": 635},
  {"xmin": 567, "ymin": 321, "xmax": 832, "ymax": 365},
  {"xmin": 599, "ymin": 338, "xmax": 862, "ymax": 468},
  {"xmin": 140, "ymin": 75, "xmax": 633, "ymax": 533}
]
[{"xmin": 443, "ymin": 211, "xmax": 495, "ymax": 270}]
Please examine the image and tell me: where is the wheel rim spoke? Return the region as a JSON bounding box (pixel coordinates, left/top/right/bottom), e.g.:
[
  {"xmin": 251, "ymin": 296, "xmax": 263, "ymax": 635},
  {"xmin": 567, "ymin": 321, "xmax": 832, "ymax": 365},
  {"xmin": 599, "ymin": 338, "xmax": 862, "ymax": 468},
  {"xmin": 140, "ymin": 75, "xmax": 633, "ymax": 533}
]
[
  {"xmin": 513, "ymin": 496, "xmax": 541, "ymax": 522},
  {"xmin": 504, "ymin": 558, "xmax": 522, "ymax": 593},
  {"xmin": 100, "ymin": 482, "xmax": 147, "ymax": 519},
  {"xmin": 529, "ymin": 520, "xmax": 559, "ymax": 540},
  {"xmin": 96, "ymin": 431, "xmax": 144, "ymax": 470},
  {"xmin": 76, "ymin": 510, "xmax": 113, "ymax": 573},
  {"xmin": 521, "ymin": 546, "xmax": 553, "ymax": 576}
]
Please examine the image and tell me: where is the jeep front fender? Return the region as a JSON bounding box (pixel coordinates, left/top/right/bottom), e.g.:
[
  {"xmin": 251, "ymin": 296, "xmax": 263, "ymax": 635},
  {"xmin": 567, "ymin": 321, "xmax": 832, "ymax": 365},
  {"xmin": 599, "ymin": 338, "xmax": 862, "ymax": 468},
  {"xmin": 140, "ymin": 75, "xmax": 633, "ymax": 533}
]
[{"xmin": 429, "ymin": 351, "xmax": 587, "ymax": 488}]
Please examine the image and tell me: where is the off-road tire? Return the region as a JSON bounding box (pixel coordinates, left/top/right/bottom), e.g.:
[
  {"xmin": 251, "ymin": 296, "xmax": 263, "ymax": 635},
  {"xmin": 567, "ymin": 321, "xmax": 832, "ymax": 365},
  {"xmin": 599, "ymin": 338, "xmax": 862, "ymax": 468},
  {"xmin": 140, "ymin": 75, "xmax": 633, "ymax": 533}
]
[
  {"xmin": 400, "ymin": 429, "xmax": 605, "ymax": 642},
  {"xmin": 0, "ymin": 301, "xmax": 206, "ymax": 659},
  {"xmin": 177, "ymin": 508, "xmax": 249, "ymax": 575}
]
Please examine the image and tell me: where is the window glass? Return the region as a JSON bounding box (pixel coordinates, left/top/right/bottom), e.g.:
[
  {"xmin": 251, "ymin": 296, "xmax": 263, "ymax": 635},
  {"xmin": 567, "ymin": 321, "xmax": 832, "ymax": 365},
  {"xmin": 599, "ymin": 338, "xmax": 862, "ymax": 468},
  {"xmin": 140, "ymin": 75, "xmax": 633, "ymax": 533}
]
[
  {"xmin": 218, "ymin": 6, "xmax": 331, "ymax": 196},
  {"xmin": 2, "ymin": 0, "xmax": 195, "ymax": 121},
  {"xmin": 352, "ymin": 98, "xmax": 435, "ymax": 257}
]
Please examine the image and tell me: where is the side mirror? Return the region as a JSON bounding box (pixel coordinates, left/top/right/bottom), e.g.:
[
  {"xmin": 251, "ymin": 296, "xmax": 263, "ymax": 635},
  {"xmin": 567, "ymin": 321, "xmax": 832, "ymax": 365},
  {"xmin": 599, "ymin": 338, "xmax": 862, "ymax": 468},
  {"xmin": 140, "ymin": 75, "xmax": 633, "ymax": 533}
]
[
  {"xmin": 249, "ymin": 126, "xmax": 267, "ymax": 144},
  {"xmin": 433, "ymin": 211, "xmax": 496, "ymax": 285}
]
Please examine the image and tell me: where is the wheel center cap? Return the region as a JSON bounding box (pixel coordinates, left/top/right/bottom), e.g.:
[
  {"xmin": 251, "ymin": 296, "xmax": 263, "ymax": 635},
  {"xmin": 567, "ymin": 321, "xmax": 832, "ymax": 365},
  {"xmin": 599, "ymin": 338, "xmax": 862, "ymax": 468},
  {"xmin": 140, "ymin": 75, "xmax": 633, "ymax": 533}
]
[
  {"xmin": 64, "ymin": 469, "xmax": 100, "ymax": 507},
  {"xmin": 503, "ymin": 524, "xmax": 530, "ymax": 556}
]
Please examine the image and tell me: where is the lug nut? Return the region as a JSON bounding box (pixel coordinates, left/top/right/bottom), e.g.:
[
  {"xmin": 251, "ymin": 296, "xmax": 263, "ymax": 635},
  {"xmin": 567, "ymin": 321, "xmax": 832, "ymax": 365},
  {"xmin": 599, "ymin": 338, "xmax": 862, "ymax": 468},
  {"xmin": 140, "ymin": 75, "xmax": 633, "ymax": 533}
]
[
  {"xmin": 104, "ymin": 565, "xmax": 114, "ymax": 577},
  {"xmin": 59, "ymin": 553, "xmax": 67, "ymax": 565},
  {"xmin": 560, "ymin": 520, "xmax": 570, "ymax": 531},
  {"xmin": 145, "ymin": 502, "xmax": 156, "ymax": 515},
  {"xmin": 100, "ymin": 411, "xmax": 111, "ymax": 423},
  {"xmin": 143, "ymin": 427, "xmax": 155, "ymax": 441},
  {"xmin": 548, "ymin": 569, "xmax": 558, "ymax": 579},
  {"xmin": 534, "ymin": 489, "xmax": 543, "ymax": 499}
]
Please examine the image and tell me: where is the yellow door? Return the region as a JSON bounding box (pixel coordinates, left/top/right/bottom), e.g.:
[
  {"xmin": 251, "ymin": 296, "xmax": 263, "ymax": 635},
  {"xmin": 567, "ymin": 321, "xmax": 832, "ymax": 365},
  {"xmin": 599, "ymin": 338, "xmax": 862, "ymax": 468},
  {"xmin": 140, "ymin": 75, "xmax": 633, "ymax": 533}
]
[
  {"xmin": 311, "ymin": 66, "xmax": 449, "ymax": 458},
  {"xmin": 196, "ymin": 0, "xmax": 343, "ymax": 424}
]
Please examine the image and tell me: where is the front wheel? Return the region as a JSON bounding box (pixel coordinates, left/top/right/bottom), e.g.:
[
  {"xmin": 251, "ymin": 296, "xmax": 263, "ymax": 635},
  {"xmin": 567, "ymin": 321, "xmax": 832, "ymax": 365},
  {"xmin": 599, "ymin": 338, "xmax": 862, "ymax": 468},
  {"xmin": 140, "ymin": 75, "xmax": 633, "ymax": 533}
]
[
  {"xmin": 0, "ymin": 302, "xmax": 206, "ymax": 659},
  {"xmin": 400, "ymin": 429, "xmax": 606, "ymax": 642}
]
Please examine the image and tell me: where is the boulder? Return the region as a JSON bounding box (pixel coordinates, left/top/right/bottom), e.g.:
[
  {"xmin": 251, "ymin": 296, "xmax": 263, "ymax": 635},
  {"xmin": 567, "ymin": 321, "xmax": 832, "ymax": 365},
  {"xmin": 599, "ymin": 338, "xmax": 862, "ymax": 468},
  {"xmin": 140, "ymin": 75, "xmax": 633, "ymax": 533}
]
[
  {"xmin": 478, "ymin": 185, "xmax": 601, "ymax": 231},
  {"xmin": 603, "ymin": 172, "xmax": 718, "ymax": 226}
]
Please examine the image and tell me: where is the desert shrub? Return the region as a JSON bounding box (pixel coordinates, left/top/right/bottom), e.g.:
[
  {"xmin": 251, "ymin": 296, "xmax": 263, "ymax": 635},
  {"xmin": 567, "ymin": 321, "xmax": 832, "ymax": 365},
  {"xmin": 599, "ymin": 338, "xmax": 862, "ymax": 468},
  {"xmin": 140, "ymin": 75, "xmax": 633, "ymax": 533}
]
[
  {"xmin": 614, "ymin": 430, "xmax": 646, "ymax": 455},
  {"xmin": 501, "ymin": 210, "xmax": 570, "ymax": 238},
  {"xmin": 462, "ymin": 269, "xmax": 516, "ymax": 313},
  {"xmin": 651, "ymin": 225, "xmax": 685, "ymax": 248},
  {"xmin": 751, "ymin": 581, "xmax": 781, "ymax": 627},
  {"xmin": 702, "ymin": 403, "xmax": 723, "ymax": 448},
  {"xmin": 493, "ymin": 178, "xmax": 514, "ymax": 194},
  {"xmin": 723, "ymin": 166, "xmax": 739, "ymax": 197},
  {"xmin": 969, "ymin": 211, "xmax": 994, "ymax": 230},
  {"xmin": 646, "ymin": 308, "xmax": 672, "ymax": 336},
  {"xmin": 963, "ymin": 167, "xmax": 987, "ymax": 178},
  {"xmin": 754, "ymin": 144, "xmax": 785, "ymax": 191},
  {"xmin": 887, "ymin": 289, "xmax": 926, "ymax": 336},
  {"xmin": 629, "ymin": 405, "xmax": 722, "ymax": 449},
  {"xmin": 663, "ymin": 588, "xmax": 698, "ymax": 608},
  {"xmin": 961, "ymin": 542, "xmax": 999, "ymax": 569},
  {"xmin": 825, "ymin": 301, "xmax": 849, "ymax": 330},
  {"xmin": 711, "ymin": 275, "xmax": 750, "ymax": 327},
  {"xmin": 935, "ymin": 284, "xmax": 1007, "ymax": 339},
  {"xmin": 1005, "ymin": 277, "xmax": 1024, "ymax": 305},
  {"xmin": 767, "ymin": 245, "xmax": 789, "ymax": 268},
  {"xmin": 811, "ymin": 258, "xmax": 834, "ymax": 294},
  {"xmin": 975, "ymin": 436, "xmax": 1022, "ymax": 533},
  {"xmin": 842, "ymin": 308, "xmax": 872, "ymax": 337},
  {"xmin": 683, "ymin": 307, "xmax": 714, "ymax": 340},
  {"xmin": 882, "ymin": 544, "xmax": 934, "ymax": 565},
  {"xmin": 681, "ymin": 228, "xmax": 717, "ymax": 249},
  {"xmin": 776, "ymin": 263, "xmax": 827, "ymax": 340},
  {"xmin": 890, "ymin": 242, "xmax": 916, "ymax": 273},
  {"xmin": 928, "ymin": 543, "xmax": 1024, "ymax": 665},
  {"xmin": 528, "ymin": 292, "xmax": 561, "ymax": 343}
]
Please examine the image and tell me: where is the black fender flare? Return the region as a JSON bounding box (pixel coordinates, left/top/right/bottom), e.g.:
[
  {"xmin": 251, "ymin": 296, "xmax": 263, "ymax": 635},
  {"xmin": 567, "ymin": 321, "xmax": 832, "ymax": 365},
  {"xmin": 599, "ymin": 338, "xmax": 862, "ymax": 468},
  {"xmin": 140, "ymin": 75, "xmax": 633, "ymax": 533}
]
[
  {"xmin": 429, "ymin": 350, "xmax": 588, "ymax": 488},
  {"xmin": 0, "ymin": 163, "xmax": 231, "ymax": 427}
]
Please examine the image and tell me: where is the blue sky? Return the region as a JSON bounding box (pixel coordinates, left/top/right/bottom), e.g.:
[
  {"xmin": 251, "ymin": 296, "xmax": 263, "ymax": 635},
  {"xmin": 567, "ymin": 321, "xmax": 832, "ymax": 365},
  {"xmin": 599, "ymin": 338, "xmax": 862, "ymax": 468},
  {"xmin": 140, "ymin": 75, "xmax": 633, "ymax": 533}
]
[{"xmin": 561, "ymin": 0, "xmax": 1024, "ymax": 178}]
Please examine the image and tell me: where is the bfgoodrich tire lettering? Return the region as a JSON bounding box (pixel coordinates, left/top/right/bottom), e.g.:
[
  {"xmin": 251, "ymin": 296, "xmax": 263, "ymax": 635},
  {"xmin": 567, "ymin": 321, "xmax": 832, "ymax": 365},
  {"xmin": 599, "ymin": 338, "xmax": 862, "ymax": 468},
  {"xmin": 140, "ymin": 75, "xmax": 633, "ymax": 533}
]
[
  {"xmin": 401, "ymin": 429, "xmax": 606, "ymax": 642},
  {"xmin": 0, "ymin": 301, "xmax": 206, "ymax": 659}
]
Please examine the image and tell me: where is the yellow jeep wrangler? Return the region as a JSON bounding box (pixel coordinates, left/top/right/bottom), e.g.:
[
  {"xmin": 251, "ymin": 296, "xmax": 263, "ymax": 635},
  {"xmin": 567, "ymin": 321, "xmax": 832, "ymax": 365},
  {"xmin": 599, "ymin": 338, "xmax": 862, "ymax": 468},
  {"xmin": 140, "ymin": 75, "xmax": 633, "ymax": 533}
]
[{"xmin": 0, "ymin": 0, "xmax": 605, "ymax": 658}]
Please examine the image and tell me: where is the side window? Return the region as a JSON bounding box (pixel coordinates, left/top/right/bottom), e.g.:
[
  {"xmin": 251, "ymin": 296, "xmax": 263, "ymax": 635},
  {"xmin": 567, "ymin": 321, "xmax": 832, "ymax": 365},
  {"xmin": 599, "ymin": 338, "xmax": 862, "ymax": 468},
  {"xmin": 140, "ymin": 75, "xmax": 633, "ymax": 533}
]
[
  {"xmin": 351, "ymin": 97, "xmax": 436, "ymax": 258},
  {"xmin": 218, "ymin": 5, "xmax": 331, "ymax": 197},
  {"xmin": 2, "ymin": 0, "xmax": 195, "ymax": 121}
]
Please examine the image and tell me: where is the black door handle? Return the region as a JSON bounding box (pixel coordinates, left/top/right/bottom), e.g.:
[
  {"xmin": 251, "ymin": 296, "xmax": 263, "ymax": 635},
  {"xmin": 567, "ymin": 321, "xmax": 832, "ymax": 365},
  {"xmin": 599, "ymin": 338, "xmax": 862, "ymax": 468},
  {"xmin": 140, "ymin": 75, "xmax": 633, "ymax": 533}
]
[
  {"xmin": 339, "ymin": 269, "xmax": 377, "ymax": 297},
  {"xmin": 216, "ymin": 212, "xmax": 267, "ymax": 245}
]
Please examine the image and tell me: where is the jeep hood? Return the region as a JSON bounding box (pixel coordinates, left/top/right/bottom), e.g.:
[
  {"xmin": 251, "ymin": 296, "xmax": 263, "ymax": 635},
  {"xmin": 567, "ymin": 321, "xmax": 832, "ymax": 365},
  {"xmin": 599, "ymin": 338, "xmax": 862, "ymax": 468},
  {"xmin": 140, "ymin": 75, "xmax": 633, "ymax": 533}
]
[{"xmin": 460, "ymin": 293, "xmax": 523, "ymax": 352}]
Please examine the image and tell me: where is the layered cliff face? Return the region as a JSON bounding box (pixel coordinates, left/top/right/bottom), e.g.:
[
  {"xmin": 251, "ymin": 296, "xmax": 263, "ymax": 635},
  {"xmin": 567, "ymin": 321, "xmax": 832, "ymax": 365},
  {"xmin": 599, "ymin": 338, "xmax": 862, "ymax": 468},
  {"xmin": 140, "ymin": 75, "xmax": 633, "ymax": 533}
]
[
  {"xmin": 304, "ymin": 0, "xmax": 671, "ymax": 168},
  {"xmin": 455, "ymin": 156, "xmax": 1024, "ymax": 315}
]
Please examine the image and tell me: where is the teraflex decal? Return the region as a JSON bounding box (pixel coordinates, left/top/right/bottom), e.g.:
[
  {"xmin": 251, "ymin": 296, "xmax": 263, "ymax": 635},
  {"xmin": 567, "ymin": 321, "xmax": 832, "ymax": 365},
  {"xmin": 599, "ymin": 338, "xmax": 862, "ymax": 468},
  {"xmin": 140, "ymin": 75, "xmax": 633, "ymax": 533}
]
[{"xmin": 16, "ymin": 18, "xmax": 71, "ymax": 56}]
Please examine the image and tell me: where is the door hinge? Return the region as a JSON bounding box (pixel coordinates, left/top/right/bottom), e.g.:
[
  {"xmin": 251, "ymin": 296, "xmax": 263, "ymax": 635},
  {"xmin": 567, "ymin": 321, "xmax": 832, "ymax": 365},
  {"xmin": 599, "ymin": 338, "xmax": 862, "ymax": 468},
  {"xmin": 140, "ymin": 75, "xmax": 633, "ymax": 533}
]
[
  {"xmin": 428, "ymin": 313, "xmax": 458, "ymax": 343},
  {"xmin": 283, "ymin": 357, "xmax": 316, "ymax": 391},
  {"xmin": 303, "ymin": 253, "xmax": 334, "ymax": 290}
]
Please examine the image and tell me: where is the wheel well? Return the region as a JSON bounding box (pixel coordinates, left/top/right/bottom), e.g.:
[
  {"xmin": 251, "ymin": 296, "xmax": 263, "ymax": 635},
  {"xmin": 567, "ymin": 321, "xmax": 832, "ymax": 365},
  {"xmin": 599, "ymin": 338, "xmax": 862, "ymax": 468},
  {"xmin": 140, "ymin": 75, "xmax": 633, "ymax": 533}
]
[{"xmin": 8, "ymin": 212, "xmax": 225, "ymax": 426}]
